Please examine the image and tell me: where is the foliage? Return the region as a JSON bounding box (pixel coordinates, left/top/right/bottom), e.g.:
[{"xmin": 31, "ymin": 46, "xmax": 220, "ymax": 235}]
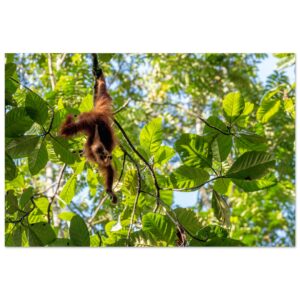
[{"xmin": 5, "ymin": 53, "xmax": 295, "ymax": 247}]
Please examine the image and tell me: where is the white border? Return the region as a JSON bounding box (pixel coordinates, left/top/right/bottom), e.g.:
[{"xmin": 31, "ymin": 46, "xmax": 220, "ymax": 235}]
[{"xmin": 0, "ymin": 1, "xmax": 299, "ymax": 299}]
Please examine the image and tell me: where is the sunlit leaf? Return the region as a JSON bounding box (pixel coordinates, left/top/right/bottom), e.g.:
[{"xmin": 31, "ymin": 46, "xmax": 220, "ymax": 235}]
[
  {"xmin": 222, "ymin": 92, "xmax": 245, "ymax": 124},
  {"xmin": 140, "ymin": 117, "xmax": 163, "ymax": 157},
  {"xmin": 175, "ymin": 134, "xmax": 212, "ymax": 169},
  {"xmin": 169, "ymin": 165, "xmax": 209, "ymax": 190},
  {"xmin": 142, "ymin": 213, "xmax": 176, "ymax": 245},
  {"xmin": 5, "ymin": 107, "xmax": 34, "ymax": 137},
  {"xmin": 28, "ymin": 138, "xmax": 48, "ymax": 175},
  {"xmin": 226, "ymin": 151, "xmax": 275, "ymax": 180},
  {"xmin": 25, "ymin": 92, "xmax": 48, "ymax": 125}
]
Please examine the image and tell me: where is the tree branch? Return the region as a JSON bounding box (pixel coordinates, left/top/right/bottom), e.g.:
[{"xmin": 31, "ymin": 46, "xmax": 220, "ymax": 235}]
[
  {"xmin": 47, "ymin": 53, "xmax": 56, "ymax": 90},
  {"xmin": 114, "ymin": 119, "xmax": 161, "ymax": 210},
  {"xmin": 47, "ymin": 164, "xmax": 67, "ymax": 224}
]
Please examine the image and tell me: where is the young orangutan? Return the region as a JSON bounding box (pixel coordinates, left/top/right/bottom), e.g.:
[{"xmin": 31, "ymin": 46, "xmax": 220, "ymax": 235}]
[{"xmin": 60, "ymin": 54, "xmax": 117, "ymax": 203}]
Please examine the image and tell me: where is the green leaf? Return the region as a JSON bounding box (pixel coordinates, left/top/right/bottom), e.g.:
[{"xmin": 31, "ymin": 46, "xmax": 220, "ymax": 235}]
[
  {"xmin": 5, "ymin": 153, "xmax": 17, "ymax": 181},
  {"xmin": 213, "ymin": 178, "xmax": 231, "ymax": 194},
  {"xmin": 174, "ymin": 208, "xmax": 202, "ymax": 234},
  {"xmin": 90, "ymin": 235, "xmax": 101, "ymax": 247},
  {"xmin": 5, "ymin": 107, "xmax": 34, "ymax": 137},
  {"xmin": 5, "ymin": 190, "xmax": 19, "ymax": 214},
  {"xmin": 284, "ymin": 98, "xmax": 295, "ymax": 119},
  {"xmin": 19, "ymin": 187, "xmax": 34, "ymax": 209},
  {"xmin": 98, "ymin": 53, "xmax": 115, "ymax": 62},
  {"xmin": 212, "ymin": 191, "xmax": 230, "ymax": 226},
  {"xmin": 154, "ymin": 145, "xmax": 175, "ymax": 166},
  {"xmin": 34, "ymin": 197, "xmax": 49, "ymax": 214},
  {"xmin": 69, "ymin": 215, "xmax": 90, "ymax": 246},
  {"xmin": 222, "ymin": 92, "xmax": 245, "ymax": 124},
  {"xmin": 58, "ymin": 211, "xmax": 76, "ymax": 221},
  {"xmin": 226, "ymin": 151, "xmax": 275, "ymax": 180},
  {"xmin": 59, "ymin": 160, "xmax": 85, "ymax": 207},
  {"xmin": 29, "ymin": 222, "xmax": 56, "ymax": 246},
  {"xmin": 49, "ymin": 238, "xmax": 73, "ymax": 247},
  {"xmin": 140, "ymin": 117, "xmax": 163, "ymax": 157},
  {"xmin": 5, "ymin": 63, "xmax": 18, "ymax": 106},
  {"xmin": 142, "ymin": 213, "xmax": 176, "ymax": 245},
  {"xmin": 205, "ymin": 237, "xmax": 245, "ymax": 247},
  {"xmin": 175, "ymin": 134, "xmax": 212, "ymax": 169},
  {"xmin": 241, "ymin": 102, "xmax": 254, "ymax": 116},
  {"xmin": 211, "ymin": 134, "xmax": 232, "ymax": 162},
  {"xmin": 6, "ymin": 135, "xmax": 40, "ymax": 158},
  {"xmin": 59, "ymin": 176, "xmax": 76, "ymax": 207},
  {"xmin": 232, "ymin": 174, "xmax": 277, "ymax": 192},
  {"xmin": 51, "ymin": 136, "xmax": 76, "ymax": 164},
  {"xmin": 169, "ymin": 165, "xmax": 209, "ymax": 190},
  {"xmin": 257, "ymin": 99, "xmax": 281, "ymax": 123},
  {"xmin": 203, "ymin": 116, "xmax": 229, "ymax": 135},
  {"xmin": 234, "ymin": 133, "xmax": 268, "ymax": 152},
  {"xmin": 28, "ymin": 138, "xmax": 48, "ymax": 175},
  {"xmin": 79, "ymin": 94, "xmax": 93, "ymax": 113},
  {"xmin": 25, "ymin": 92, "xmax": 48, "ymax": 125}
]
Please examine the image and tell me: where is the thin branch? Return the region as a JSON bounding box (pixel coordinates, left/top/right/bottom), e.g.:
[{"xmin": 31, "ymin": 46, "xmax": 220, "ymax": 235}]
[
  {"xmin": 161, "ymin": 176, "xmax": 223, "ymax": 192},
  {"xmin": 5, "ymin": 197, "xmax": 36, "ymax": 224},
  {"xmin": 145, "ymin": 100, "xmax": 231, "ymax": 136},
  {"xmin": 47, "ymin": 164, "xmax": 67, "ymax": 224},
  {"xmin": 121, "ymin": 147, "xmax": 142, "ymax": 243},
  {"xmin": 113, "ymin": 99, "xmax": 131, "ymax": 115},
  {"xmin": 114, "ymin": 119, "xmax": 161, "ymax": 210}
]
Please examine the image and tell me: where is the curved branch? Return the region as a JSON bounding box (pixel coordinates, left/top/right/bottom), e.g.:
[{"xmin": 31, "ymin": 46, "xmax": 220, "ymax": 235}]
[
  {"xmin": 47, "ymin": 164, "xmax": 67, "ymax": 224},
  {"xmin": 114, "ymin": 119, "xmax": 161, "ymax": 210}
]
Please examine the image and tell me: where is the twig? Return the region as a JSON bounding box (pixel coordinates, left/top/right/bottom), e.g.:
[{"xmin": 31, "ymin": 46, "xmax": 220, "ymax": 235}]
[
  {"xmin": 120, "ymin": 147, "xmax": 142, "ymax": 243},
  {"xmin": 161, "ymin": 176, "xmax": 223, "ymax": 192},
  {"xmin": 57, "ymin": 53, "xmax": 67, "ymax": 70},
  {"xmin": 113, "ymin": 99, "xmax": 131, "ymax": 114},
  {"xmin": 114, "ymin": 119, "xmax": 161, "ymax": 210},
  {"xmin": 47, "ymin": 164, "xmax": 67, "ymax": 224}
]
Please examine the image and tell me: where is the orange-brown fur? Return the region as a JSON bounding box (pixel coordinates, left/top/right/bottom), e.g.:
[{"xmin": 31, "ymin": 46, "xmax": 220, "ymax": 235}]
[{"xmin": 60, "ymin": 68, "xmax": 117, "ymax": 203}]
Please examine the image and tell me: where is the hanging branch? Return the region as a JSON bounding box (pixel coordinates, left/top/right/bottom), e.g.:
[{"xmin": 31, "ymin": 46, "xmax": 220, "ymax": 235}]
[
  {"xmin": 120, "ymin": 146, "xmax": 142, "ymax": 243},
  {"xmin": 47, "ymin": 164, "xmax": 67, "ymax": 224},
  {"xmin": 114, "ymin": 119, "xmax": 161, "ymax": 211}
]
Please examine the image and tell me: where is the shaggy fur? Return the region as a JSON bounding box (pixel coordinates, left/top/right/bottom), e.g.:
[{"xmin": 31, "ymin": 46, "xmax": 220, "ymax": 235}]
[{"xmin": 60, "ymin": 70, "xmax": 117, "ymax": 203}]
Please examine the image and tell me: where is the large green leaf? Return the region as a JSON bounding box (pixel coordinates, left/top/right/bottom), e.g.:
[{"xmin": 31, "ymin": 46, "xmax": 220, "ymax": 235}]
[
  {"xmin": 154, "ymin": 145, "xmax": 175, "ymax": 166},
  {"xmin": 212, "ymin": 191, "xmax": 230, "ymax": 226},
  {"xmin": 169, "ymin": 165, "xmax": 209, "ymax": 190},
  {"xmin": 203, "ymin": 116, "xmax": 229, "ymax": 135},
  {"xmin": 234, "ymin": 133, "xmax": 268, "ymax": 153},
  {"xmin": 175, "ymin": 134, "xmax": 212, "ymax": 169},
  {"xmin": 257, "ymin": 99, "xmax": 281, "ymax": 123},
  {"xmin": 51, "ymin": 136, "xmax": 76, "ymax": 164},
  {"xmin": 213, "ymin": 178, "xmax": 231, "ymax": 194},
  {"xmin": 59, "ymin": 160, "xmax": 85, "ymax": 207},
  {"xmin": 19, "ymin": 187, "xmax": 34, "ymax": 209},
  {"xmin": 5, "ymin": 107, "xmax": 34, "ymax": 137},
  {"xmin": 98, "ymin": 53, "xmax": 115, "ymax": 62},
  {"xmin": 174, "ymin": 208, "xmax": 202, "ymax": 234},
  {"xmin": 226, "ymin": 151, "xmax": 275, "ymax": 180},
  {"xmin": 49, "ymin": 238, "xmax": 73, "ymax": 247},
  {"xmin": 69, "ymin": 215, "xmax": 90, "ymax": 246},
  {"xmin": 28, "ymin": 222, "xmax": 56, "ymax": 246},
  {"xmin": 28, "ymin": 139, "xmax": 48, "ymax": 175},
  {"xmin": 222, "ymin": 92, "xmax": 245, "ymax": 124},
  {"xmin": 5, "ymin": 63, "xmax": 18, "ymax": 106},
  {"xmin": 142, "ymin": 212, "xmax": 176, "ymax": 245},
  {"xmin": 59, "ymin": 175, "xmax": 76, "ymax": 207},
  {"xmin": 211, "ymin": 134, "xmax": 232, "ymax": 162},
  {"xmin": 5, "ymin": 190, "xmax": 19, "ymax": 214},
  {"xmin": 5, "ymin": 153, "xmax": 17, "ymax": 181},
  {"xmin": 284, "ymin": 98, "xmax": 295, "ymax": 119},
  {"xmin": 140, "ymin": 117, "xmax": 163, "ymax": 157},
  {"xmin": 25, "ymin": 92, "xmax": 48, "ymax": 125},
  {"xmin": 6, "ymin": 135, "xmax": 40, "ymax": 158},
  {"xmin": 232, "ymin": 174, "xmax": 277, "ymax": 192}
]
